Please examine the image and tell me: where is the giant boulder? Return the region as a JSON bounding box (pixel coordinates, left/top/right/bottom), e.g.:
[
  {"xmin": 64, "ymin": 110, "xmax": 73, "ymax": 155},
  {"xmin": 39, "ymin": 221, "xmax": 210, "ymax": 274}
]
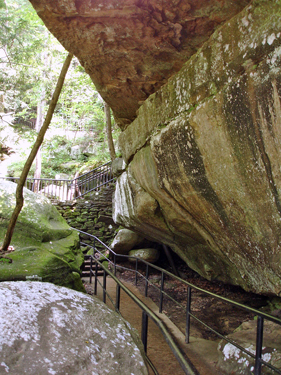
[
  {"xmin": 0, "ymin": 180, "xmax": 84, "ymax": 291},
  {"xmin": 0, "ymin": 281, "xmax": 148, "ymax": 375},
  {"xmin": 28, "ymin": 0, "xmax": 250, "ymax": 128},
  {"xmin": 113, "ymin": 1, "xmax": 281, "ymax": 295}
]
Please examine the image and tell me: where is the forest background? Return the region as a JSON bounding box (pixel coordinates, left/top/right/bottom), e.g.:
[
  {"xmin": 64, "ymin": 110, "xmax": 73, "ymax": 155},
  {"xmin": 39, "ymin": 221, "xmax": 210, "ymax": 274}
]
[{"xmin": 0, "ymin": 0, "xmax": 120, "ymax": 180}]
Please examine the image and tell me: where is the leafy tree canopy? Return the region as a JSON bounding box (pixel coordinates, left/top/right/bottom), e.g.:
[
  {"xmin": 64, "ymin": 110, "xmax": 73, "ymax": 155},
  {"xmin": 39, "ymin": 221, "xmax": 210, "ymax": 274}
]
[{"xmin": 0, "ymin": 0, "xmax": 120, "ymax": 178}]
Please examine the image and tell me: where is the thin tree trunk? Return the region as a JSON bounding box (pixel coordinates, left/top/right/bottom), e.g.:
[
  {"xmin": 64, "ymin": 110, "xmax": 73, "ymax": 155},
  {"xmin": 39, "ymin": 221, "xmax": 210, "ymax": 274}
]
[
  {"xmin": 33, "ymin": 49, "xmax": 48, "ymax": 193},
  {"xmin": 104, "ymin": 102, "xmax": 116, "ymax": 161},
  {"xmin": 1, "ymin": 52, "xmax": 73, "ymax": 252},
  {"xmin": 33, "ymin": 88, "xmax": 45, "ymax": 192}
]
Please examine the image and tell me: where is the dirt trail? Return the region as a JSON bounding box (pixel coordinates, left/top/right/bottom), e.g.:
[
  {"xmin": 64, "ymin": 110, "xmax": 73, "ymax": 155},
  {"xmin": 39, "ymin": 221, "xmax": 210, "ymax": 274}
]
[{"xmin": 86, "ymin": 277, "xmax": 220, "ymax": 375}]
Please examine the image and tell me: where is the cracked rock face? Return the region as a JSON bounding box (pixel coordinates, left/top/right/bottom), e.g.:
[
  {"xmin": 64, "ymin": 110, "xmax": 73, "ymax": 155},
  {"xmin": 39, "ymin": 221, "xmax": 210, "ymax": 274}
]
[{"xmin": 28, "ymin": 0, "xmax": 250, "ymax": 128}]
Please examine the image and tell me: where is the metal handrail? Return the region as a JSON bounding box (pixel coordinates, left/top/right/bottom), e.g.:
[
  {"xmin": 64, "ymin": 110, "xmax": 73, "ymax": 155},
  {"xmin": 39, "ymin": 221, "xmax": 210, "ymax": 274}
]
[
  {"xmin": 0, "ymin": 161, "xmax": 114, "ymax": 200},
  {"xmin": 76, "ymin": 228, "xmax": 281, "ymax": 375},
  {"xmin": 89, "ymin": 256, "xmax": 198, "ymax": 375}
]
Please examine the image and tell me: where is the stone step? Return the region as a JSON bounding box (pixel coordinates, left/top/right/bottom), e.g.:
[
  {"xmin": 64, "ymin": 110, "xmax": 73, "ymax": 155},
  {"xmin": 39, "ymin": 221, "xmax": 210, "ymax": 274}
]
[
  {"xmin": 82, "ymin": 270, "xmax": 104, "ymax": 277},
  {"xmin": 81, "ymin": 255, "xmax": 105, "ymax": 278}
]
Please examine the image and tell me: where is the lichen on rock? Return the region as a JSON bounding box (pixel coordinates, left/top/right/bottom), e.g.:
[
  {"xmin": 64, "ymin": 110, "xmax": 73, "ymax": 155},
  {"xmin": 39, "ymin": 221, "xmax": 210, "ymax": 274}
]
[{"xmin": 0, "ymin": 281, "xmax": 148, "ymax": 375}]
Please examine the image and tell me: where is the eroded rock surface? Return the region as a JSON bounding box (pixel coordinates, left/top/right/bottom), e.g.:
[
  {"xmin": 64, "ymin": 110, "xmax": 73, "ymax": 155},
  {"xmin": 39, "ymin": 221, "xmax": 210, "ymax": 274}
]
[
  {"xmin": 0, "ymin": 281, "xmax": 148, "ymax": 375},
  {"xmin": 28, "ymin": 0, "xmax": 250, "ymax": 128},
  {"xmin": 29, "ymin": 0, "xmax": 281, "ymax": 295},
  {"xmin": 113, "ymin": 1, "xmax": 281, "ymax": 295}
]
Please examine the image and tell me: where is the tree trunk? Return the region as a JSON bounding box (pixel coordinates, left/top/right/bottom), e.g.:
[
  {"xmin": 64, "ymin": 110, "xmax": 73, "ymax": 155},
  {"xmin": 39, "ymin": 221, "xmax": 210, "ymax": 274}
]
[
  {"xmin": 33, "ymin": 49, "xmax": 48, "ymax": 193},
  {"xmin": 1, "ymin": 52, "xmax": 73, "ymax": 252},
  {"xmin": 104, "ymin": 102, "xmax": 116, "ymax": 161},
  {"xmin": 33, "ymin": 87, "xmax": 45, "ymax": 192}
]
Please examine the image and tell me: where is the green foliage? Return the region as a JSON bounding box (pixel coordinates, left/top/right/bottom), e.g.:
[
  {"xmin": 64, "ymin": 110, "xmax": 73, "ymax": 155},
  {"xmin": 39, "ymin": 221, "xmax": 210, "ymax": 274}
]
[
  {"xmin": 1, "ymin": 0, "xmax": 120, "ymax": 179},
  {"xmin": 0, "ymin": 0, "xmax": 48, "ymax": 110},
  {"xmin": 8, "ymin": 156, "xmax": 35, "ymax": 178}
]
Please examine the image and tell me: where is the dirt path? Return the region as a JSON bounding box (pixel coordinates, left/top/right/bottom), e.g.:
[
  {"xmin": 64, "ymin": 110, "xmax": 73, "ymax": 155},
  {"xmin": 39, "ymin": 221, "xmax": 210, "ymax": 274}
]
[
  {"xmin": 85, "ymin": 277, "xmax": 220, "ymax": 375},
  {"xmin": 83, "ymin": 258, "xmax": 271, "ymax": 374}
]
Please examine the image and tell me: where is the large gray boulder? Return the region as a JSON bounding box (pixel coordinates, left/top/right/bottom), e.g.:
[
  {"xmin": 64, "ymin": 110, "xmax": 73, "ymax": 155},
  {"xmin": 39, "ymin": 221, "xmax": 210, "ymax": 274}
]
[
  {"xmin": 0, "ymin": 281, "xmax": 148, "ymax": 375},
  {"xmin": 0, "ymin": 180, "xmax": 84, "ymax": 291}
]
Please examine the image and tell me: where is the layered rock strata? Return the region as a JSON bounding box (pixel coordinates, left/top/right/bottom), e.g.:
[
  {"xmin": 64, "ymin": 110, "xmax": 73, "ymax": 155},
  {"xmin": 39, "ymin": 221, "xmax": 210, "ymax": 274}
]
[
  {"xmin": 29, "ymin": 0, "xmax": 281, "ymax": 295},
  {"xmin": 113, "ymin": 1, "xmax": 281, "ymax": 295}
]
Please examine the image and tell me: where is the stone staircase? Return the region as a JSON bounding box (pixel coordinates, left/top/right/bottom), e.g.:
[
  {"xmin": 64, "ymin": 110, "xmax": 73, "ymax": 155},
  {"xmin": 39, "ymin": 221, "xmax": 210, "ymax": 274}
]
[{"xmin": 81, "ymin": 254, "xmax": 104, "ymax": 278}]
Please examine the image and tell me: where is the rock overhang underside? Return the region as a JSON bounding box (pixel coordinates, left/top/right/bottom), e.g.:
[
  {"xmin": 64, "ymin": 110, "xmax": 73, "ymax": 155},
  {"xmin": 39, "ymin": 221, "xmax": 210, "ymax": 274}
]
[{"xmin": 28, "ymin": 0, "xmax": 251, "ymax": 128}]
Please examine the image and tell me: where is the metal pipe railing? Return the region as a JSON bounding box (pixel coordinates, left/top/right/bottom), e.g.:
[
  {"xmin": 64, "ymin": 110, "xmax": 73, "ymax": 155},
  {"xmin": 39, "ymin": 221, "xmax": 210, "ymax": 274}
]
[
  {"xmin": 91, "ymin": 256, "xmax": 198, "ymax": 375},
  {"xmin": 76, "ymin": 228, "xmax": 281, "ymax": 375},
  {"xmin": 0, "ymin": 161, "xmax": 114, "ymax": 201}
]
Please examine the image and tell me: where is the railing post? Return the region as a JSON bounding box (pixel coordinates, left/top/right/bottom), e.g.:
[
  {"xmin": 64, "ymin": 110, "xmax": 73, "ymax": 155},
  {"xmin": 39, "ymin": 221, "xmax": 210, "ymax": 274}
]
[
  {"xmin": 114, "ymin": 254, "xmax": 116, "ymax": 276},
  {"xmin": 94, "ymin": 262, "xmax": 98, "ymax": 294},
  {"xmin": 185, "ymin": 286, "xmax": 191, "ymax": 344},
  {"xmin": 103, "ymin": 272, "xmax": 107, "ymax": 303},
  {"xmin": 145, "ymin": 264, "xmax": 149, "ymax": 297},
  {"xmin": 159, "ymin": 272, "xmax": 165, "ymax": 313},
  {"xmin": 254, "ymin": 316, "xmax": 264, "ymax": 375},
  {"xmin": 116, "ymin": 284, "xmax": 120, "ymax": 312},
  {"xmin": 135, "ymin": 258, "xmax": 138, "ymax": 286},
  {"xmin": 141, "ymin": 311, "xmax": 148, "ymax": 353},
  {"xmin": 92, "ymin": 238, "xmax": 96, "ymax": 287},
  {"xmin": 89, "ymin": 256, "xmax": 93, "ymax": 284}
]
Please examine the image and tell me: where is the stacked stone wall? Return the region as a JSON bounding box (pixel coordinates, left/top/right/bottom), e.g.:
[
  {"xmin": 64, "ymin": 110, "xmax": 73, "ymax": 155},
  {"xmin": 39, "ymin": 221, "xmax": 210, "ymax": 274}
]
[{"xmin": 55, "ymin": 183, "xmax": 120, "ymax": 248}]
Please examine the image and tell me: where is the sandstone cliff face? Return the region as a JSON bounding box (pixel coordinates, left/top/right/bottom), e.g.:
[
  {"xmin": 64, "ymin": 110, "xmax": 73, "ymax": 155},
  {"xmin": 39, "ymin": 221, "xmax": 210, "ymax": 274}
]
[
  {"xmin": 30, "ymin": 0, "xmax": 281, "ymax": 295},
  {"xmin": 29, "ymin": 0, "xmax": 250, "ymax": 128},
  {"xmin": 113, "ymin": 0, "xmax": 281, "ymax": 295}
]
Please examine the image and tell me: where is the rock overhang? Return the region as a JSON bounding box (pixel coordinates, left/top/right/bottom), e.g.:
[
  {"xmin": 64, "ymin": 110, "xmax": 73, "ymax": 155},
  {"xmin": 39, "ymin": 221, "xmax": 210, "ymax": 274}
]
[
  {"xmin": 28, "ymin": 0, "xmax": 251, "ymax": 128},
  {"xmin": 113, "ymin": 0, "xmax": 281, "ymax": 295}
]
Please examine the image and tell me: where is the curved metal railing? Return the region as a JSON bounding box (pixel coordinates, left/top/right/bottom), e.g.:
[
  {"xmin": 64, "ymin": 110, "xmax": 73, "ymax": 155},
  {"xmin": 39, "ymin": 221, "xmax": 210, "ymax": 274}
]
[{"xmin": 75, "ymin": 228, "xmax": 281, "ymax": 375}]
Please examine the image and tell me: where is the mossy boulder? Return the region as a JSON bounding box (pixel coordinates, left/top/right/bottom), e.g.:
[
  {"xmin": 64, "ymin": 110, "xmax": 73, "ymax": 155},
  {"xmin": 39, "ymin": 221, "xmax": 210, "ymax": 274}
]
[
  {"xmin": 217, "ymin": 319, "xmax": 281, "ymax": 374},
  {"xmin": 0, "ymin": 181, "xmax": 84, "ymax": 292}
]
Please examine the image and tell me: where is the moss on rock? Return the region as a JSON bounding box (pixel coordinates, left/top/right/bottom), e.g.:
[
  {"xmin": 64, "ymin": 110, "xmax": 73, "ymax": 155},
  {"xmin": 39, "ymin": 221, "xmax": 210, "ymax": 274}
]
[{"xmin": 0, "ymin": 181, "xmax": 85, "ymax": 292}]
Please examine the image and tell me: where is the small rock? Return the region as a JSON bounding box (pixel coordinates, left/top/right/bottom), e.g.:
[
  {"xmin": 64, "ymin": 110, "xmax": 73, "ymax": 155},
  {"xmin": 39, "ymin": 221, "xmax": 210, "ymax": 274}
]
[{"xmin": 129, "ymin": 248, "xmax": 160, "ymax": 264}]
